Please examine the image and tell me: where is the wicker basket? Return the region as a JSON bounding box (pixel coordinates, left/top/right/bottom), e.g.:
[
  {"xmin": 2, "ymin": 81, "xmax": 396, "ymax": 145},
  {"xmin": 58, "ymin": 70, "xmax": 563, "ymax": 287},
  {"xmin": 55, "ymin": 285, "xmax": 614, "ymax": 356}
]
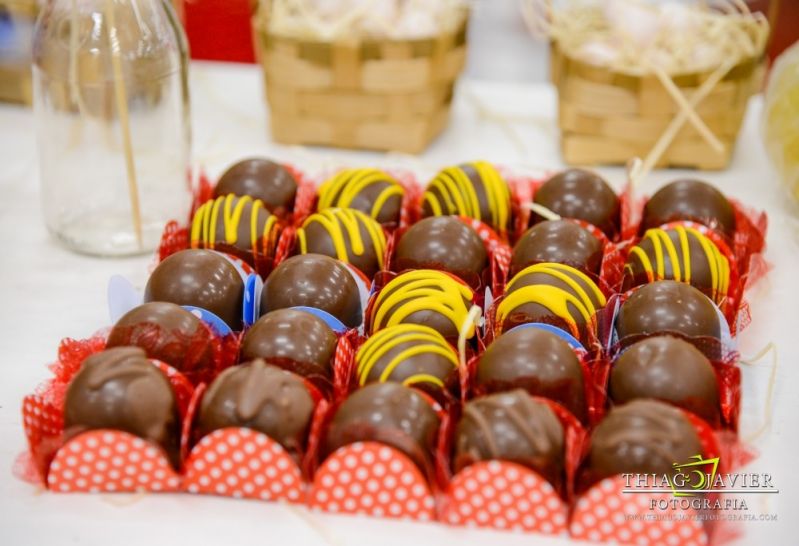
[
  {"xmin": 0, "ymin": 0, "xmax": 39, "ymax": 104},
  {"xmin": 551, "ymin": 42, "xmax": 767, "ymax": 170},
  {"xmin": 252, "ymin": 7, "xmax": 468, "ymax": 153}
]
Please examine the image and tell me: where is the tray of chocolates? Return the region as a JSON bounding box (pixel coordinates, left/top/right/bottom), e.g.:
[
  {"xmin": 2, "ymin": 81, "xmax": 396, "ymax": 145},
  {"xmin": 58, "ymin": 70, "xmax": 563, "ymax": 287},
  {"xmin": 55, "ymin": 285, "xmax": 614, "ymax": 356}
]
[{"xmin": 18, "ymin": 159, "xmax": 769, "ymax": 545}]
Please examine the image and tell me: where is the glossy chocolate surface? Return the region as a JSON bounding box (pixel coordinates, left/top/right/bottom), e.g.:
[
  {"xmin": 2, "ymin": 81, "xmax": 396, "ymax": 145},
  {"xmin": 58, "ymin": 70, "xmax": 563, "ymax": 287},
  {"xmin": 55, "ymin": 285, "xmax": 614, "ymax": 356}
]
[
  {"xmin": 214, "ymin": 158, "xmax": 298, "ymax": 214},
  {"xmin": 318, "ymin": 169, "xmax": 403, "ymax": 225},
  {"xmin": 64, "ymin": 347, "xmax": 180, "ymax": 467},
  {"xmin": 261, "ymin": 254, "xmax": 362, "ymax": 328},
  {"xmin": 610, "ymin": 336, "xmax": 719, "ymax": 423},
  {"xmin": 512, "ymin": 220, "xmax": 603, "ymax": 276},
  {"xmin": 454, "ymin": 390, "xmax": 564, "ymax": 486},
  {"xmin": 144, "ymin": 249, "xmax": 244, "ymax": 330},
  {"xmin": 192, "ymin": 194, "xmax": 277, "ymax": 255},
  {"xmin": 642, "ymin": 179, "xmax": 735, "ymax": 238}
]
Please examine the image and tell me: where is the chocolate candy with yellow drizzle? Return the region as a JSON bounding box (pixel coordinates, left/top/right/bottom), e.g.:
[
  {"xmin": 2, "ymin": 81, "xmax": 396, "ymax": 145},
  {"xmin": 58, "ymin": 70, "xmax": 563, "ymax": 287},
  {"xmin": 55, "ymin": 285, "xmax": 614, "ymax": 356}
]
[
  {"xmin": 454, "ymin": 390, "xmax": 565, "ymax": 487},
  {"xmin": 296, "ymin": 208, "xmax": 387, "ymax": 279},
  {"xmin": 422, "ymin": 161, "xmax": 511, "ymax": 233},
  {"xmin": 497, "ymin": 263, "xmax": 606, "ymax": 344},
  {"xmin": 317, "ymin": 168, "xmax": 405, "ymax": 225},
  {"xmin": 622, "ymin": 226, "xmax": 730, "ymax": 305},
  {"xmin": 355, "ymin": 324, "xmax": 459, "ymax": 396},
  {"xmin": 370, "ymin": 270, "xmax": 475, "ymax": 340},
  {"xmin": 191, "ymin": 194, "xmax": 280, "ymax": 257}
]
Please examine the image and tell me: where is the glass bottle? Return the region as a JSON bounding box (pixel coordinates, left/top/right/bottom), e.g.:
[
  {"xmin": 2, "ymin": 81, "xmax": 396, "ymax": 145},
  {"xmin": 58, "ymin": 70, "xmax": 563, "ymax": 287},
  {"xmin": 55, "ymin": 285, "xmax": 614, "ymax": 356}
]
[{"xmin": 33, "ymin": 0, "xmax": 191, "ymax": 256}]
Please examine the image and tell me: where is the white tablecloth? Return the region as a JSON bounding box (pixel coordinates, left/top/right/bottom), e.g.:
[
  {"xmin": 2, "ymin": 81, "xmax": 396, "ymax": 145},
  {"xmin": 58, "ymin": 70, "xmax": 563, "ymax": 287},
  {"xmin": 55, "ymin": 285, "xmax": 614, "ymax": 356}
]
[{"xmin": 1, "ymin": 61, "xmax": 795, "ymax": 545}]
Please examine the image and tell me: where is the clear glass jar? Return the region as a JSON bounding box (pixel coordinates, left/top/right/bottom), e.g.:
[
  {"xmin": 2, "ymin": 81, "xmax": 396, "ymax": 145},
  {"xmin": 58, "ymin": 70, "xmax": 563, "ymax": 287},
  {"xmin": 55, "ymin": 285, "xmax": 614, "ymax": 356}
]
[{"xmin": 33, "ymin": 0, "xmax": 191, "ymax": 256}]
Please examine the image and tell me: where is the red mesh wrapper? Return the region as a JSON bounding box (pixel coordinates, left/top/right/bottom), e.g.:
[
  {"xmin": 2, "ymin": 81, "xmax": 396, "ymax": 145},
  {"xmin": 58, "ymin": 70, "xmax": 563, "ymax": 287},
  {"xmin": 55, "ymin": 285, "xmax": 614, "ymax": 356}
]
[{"xmin": 504, "ymin": 170, "xmax": 537, "ymax": 244}]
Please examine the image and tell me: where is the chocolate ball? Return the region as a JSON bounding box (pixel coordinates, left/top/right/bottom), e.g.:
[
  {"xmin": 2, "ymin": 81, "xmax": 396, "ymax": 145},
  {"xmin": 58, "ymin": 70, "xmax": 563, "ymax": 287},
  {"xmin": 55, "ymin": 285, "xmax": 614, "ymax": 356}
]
[
  {"xmin": 144, "ymin": 249, "xmax": 244, "ymax": 331},
  {"xmin": 511, "ymin": 220, "xmax": 603, "ymax": 276},
  {"xmin": 64, "ymin": 347, "xmax": 180, "ymax": 467},
  {"xmin": 395, "ymin": 216, "xmax": 488, "ymax": 280},
  {"xmin": 533, "ymin": 169, "xmax": 620, "ymax": 238},
  {"xmin": 241, "ymin": 308, "xmax": 337, "ymax": 380},
  {"xmin": 355, "ymin": 324, "xmax": 459, "ymax": 396},
  {"xmin": 610, "ymin": 336, "xmax": 720, "ymax": 424},
  {"xmin": 369, "ymin": 270, "xmax": 475, "ymax": 339},
  {"xmin": 476, "ymin": 326, "xmax": 585, "ymax": 420},
  {"xmin": 191, "ymin": 195, "xmax": 279, "ymax": 256},
  {"xmin": 197, "ymin": 360, "xmax": 314, "ymax": 461},
  {"xmin": 454, "ymin": 390, "xmax": 565, "ymax": 486},
  {"xmin": 325, "ymin": 382, "xmax": 440, "ymax": 471},
  {"xmin": 588, "ymin": 399, "xmax": 702, "ymax": 480},
  {"xmin": 261, "ymin": 254, "xmax": 362, "ymax": 329},
  {"xmin": 422, "ymin": 161, "xmax": 511, "ymax": 232},
  {"xmin": 616, "ymin": 280, "xmax": 721, "ymax": 340},
  {"xmin": 317, "ymin": 168, "xmax": 404, "ymax": 224},
  {"xmin": 295, "ymin": 208, "xmax": 386, "ymax": 279},
  {"xmin": 107, "ymin": 302, "xmax": 214, "ymax": 382},
  {"xmin": 497, "ymin": 263, "xmax": 606, "ymax": 344},
  {"xmin": 214, "ymin": 158, "xmax": 298, "ymax": 214},
  {"xmin": 642, "ymin": 179, "xmax": 735, "ymax": 238},
  {"xmin": 622, "ymin": 226, "xmax": 730, "ymax": 305}
]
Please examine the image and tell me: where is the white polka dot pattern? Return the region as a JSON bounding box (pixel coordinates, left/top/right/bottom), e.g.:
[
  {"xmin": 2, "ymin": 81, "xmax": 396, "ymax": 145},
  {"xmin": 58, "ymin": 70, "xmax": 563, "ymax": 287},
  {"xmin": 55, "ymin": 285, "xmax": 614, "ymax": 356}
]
[
  {"xmin": 442, "ymin": 461, "xmax": 568, "ymax": 535},
  {"xmin": 183, "ymin": 428, "xmax": 305, "ymax": 502},
  {"xmin": 48, "ymin": 430, "xmax": 180, "ymax": 493},
  {"xmin": 309, "ymin": 442, "xmax": 435, "ymax": 521},
  {"xmin": 21, "ymin": 394, "xmax": 63, "ymax": 483},
  {"xmin": 570, "ymin": 476, "xmax": 708, "ymax": 545}
]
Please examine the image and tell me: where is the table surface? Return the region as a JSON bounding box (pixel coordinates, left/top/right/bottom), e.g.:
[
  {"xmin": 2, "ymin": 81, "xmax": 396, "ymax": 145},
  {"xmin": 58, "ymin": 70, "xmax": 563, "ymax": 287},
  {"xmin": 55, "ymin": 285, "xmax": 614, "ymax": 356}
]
[{"xmin": 1, "ymin": 61, "xmax": 796, "ymax": 546}]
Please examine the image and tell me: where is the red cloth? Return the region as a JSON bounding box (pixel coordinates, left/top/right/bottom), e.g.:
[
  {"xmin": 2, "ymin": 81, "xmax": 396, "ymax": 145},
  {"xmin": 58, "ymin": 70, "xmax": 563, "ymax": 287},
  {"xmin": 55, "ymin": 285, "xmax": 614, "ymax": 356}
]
[{"xmin": 183, "ymin": 0, "xmax": 256, "ymax": 63}]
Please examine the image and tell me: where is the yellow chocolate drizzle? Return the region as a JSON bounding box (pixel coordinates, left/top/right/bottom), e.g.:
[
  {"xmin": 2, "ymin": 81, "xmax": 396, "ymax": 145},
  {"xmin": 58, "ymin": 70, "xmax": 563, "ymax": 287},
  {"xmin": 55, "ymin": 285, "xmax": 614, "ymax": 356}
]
[
  {"xmin": 372, "ymin": 270, "xmax": 475, "ymax": 338},
  {"xmin": 624, "ymin": 226, "xmax": 730, "ymax": 303},
  {"xmin": 356, "ymin": 324, "xmax": 458, "ymax": 388},
  {"xmin": 296, "ymin": 208, "xmax": 386, "ymax": 269},
  {"xmin": 423, "ymin": 161, "xmax": 511, "ymax": 230},
  {"xmin": 190, "ymin": 194, "xmax": 277, "ymax": 255},
  {"xmin": 317, "ymin": 168, "xmax": 404, "ymax": 221}
]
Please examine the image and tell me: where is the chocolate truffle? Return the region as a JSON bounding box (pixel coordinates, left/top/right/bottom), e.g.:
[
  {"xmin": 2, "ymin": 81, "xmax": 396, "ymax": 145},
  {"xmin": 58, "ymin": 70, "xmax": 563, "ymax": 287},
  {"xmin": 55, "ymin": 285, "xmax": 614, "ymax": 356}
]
[
  {"xmin": 214, "ymin": 158, "xmax": 298, "ymax": 215},
  {"xmin": 261, "ymin": 254, "xmax": 362, "ymax": 328},
  {"xmin": 191, "ymin": 194, "xmax": 280, "ymax": 257},
  {"xmin": 197, "ymin": 360, "xmax": 314, "ymax": 461},
  {"xmin": 610, "ymin": 336, "xmax": 720, "ymax": 424},
  {"xmin": 370, "ymin": 269, "xmax": 475, "ymax": 339},
  {"xmin": 497, "ymin": 263, "xmax": 606, "ymax": 343},
  {"xmin": 64, "ymin": 347, "xmax": 180, "ymax": 467},
  {"xmin": 395, "ymin": 216, "xmax": 488, "ymax": 280},
  {"xmin": 588, "ymin": 399, "xmax": 703, "ymax": 480},
  {"xmin": 295, "ymin": 208, "xmax": 386, "ymax": 279},
  {"xmin": 476, "ymin": 326, "xmax": 585, "ymax": 419},
  {"xmin": 107, "ymin": 302, "xmax": 214, "ymax": 382},
  {"xmin": 622, "ymin": 226, "xmax": 730, "ymax": 304},
  {"xmin": 615, "ymin": 280, "xmax": 721, "ymax": 340},
  {"xmin": 241, "ymin": 308, "xmax": 337, "ymax": 380},
  {"xmin": 511, "ymin": 220, "xmax": 603, "ymax": 276},
  {"xmin": 532, "ymin": 169, "xmax": 620, "ymax": 238},
  {"xmin": 355, "ymin": 324, "xmax": 459, "ymax": 395},
  {"xmin": 454, "ymin": 390, "xmax": 564, "ymax": 486},
  {"xmin": 145, "ymin": 249, "xmax": 245, "ymax": 330},
  {"xmin": 317, "ymin": 168, "xmax": 404, "ymax": 225},
  {"xmin": 325, "ymin": 382, "xmax": 440, "ymax": 471},
  {"xmin": 422, "ymin": 161, "xmax": 511, "ymax": 233},
  {"xmin": 642, "ymin": 179, "xmax": 735, "ymax": 238}
]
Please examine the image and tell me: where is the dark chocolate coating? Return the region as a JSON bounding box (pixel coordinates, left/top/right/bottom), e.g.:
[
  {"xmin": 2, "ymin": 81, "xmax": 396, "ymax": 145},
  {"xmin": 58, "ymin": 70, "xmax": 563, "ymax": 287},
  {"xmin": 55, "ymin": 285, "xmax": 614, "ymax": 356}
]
[
  {"xmin": 588, "ymin": 399, "xmax": 702, "ymax": 480},
  {"xmin": 610, "ymin": 336, "xmax": 720, "ymax": 424},
  {"xmin": 241, "ymin": 308, "xmax": 337, "ymax": 380},
  {"xmin": 64, "ymin": 347, "xmax": 181, "ymax": 467},
  {"xmin": 325, "ymin": 382, "xmax": 440, "ymax": 471},
  {"xmin": 214, "ymin": 158, "xmax": 298, "ymax": 214},
  {"xmin": 197, "ymin": 360, "xmax": 314, "ymax": 460},
  {"xmin": 512, "ymin": 220, "xmax": 603, "ymax": 276},
  {"xmin": 476, "ymin": 327, "xmax": 585, "ymax": 420},
  {"xmin": 194, "ymin": 195, "xmax": 277, "ymax": 254},
  {"xmin": 616, "ymin": 280, "xmax": 721, "ymax": 340},
  {"xmin": 107, "ymin": 302, "xmax": 214, "ymax": 382},
  {"xmin": 145, "ymin": 249, "xmax": 244, "ymax": 331},
  {"xmin": 533, "ymin": 169, "xmax": 620, "ymax": 238},
  {"xmin": 395, "ymin": 216, "xmax": 488, "ymax": 280},
  {"xmin": 261, "ymin": 254, "xmax": 362, "ymax": 328},
  {"xmin": 642, "ymin": 179, "xmax": 735, "ymax": 238},
  {"xmin": 454, "ymin": 390, "xmax": 564, "ymax": 486},
  {"xmin": 319, "ymin": 170, "xmax": 402, "ymax": 224}
]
